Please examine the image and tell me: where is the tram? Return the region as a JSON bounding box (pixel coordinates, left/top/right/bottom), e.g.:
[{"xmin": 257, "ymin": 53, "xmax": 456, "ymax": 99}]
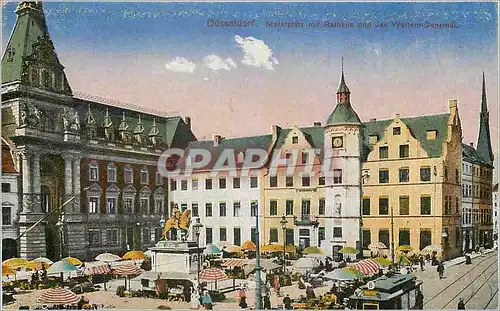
[{"xmin": 348, "ymin": 274, "xmax": 423, "ymax": 310}]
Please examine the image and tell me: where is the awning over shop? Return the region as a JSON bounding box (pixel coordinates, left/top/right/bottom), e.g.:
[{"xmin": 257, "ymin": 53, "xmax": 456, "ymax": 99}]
[{"xmin": 222, "ymin": 258, "xmax": 248, "ymax": 268}]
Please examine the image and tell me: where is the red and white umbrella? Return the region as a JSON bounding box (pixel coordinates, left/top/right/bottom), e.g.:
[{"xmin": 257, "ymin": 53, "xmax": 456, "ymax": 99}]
[
  {"xmin": 112, "ymin": 264, "xmax": 143, "ymax": 276},
  {"xmin": 199, "ymin": 268, "xmax": 227, "ymax": 281},
  {"xmin": 349, "ymin": 259, "xmax": 381, "ymax": 276},
  {"xmin": 85, "ymin": 263, "xmax": 111, "ymax": 275},
  {"xmin": 38, "ymin": 288, "xmax": 79, "ymax": 305}
]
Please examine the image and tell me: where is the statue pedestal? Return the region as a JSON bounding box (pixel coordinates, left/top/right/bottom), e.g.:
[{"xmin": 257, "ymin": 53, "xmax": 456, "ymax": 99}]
[{"xmin": 150, "ymin": 240, "xmax": 204, "ymax": 275}]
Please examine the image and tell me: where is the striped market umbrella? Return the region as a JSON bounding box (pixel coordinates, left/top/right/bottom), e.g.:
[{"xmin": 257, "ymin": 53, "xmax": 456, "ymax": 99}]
[
  {"xmin": 113, "ymin": 264, "xmax": 143, "ymax": 276},
  {"xmin": 303, "ymin": 246, "xmax": 324, "ymax": 255},
  {"xmin": 38, "ymin": 288, "xmax": 79, "ymax": 305},
  {"xmin": 199, "ymin": 268, "xmax": 228, "ymax": 281},
  {"xmin": 241, "ymin": 240, "xmax": 256, "ymax": 251},
  {"xmin": 2, "ymin": 258, "xmax": 29, "ymax": 269},
  {"xmin": 122, "ymin": 250, "xmax": 146, "ymax": 261},
  {"xmin": 63, "ymin": 257, "xmax": 83, "ymax": 266},
  {"xmin": 349, "ymin": 259, "xmax": 381, "ymax": 276},
  {"xmin": 95, "ymin": 253, "xmax": 122, "ymax": 263}
]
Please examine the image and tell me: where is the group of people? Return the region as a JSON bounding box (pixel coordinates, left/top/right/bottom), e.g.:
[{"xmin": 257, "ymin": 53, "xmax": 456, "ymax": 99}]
[{"xmin": 189, "ymin": 284, "xmax": 214, "ymax": 310}]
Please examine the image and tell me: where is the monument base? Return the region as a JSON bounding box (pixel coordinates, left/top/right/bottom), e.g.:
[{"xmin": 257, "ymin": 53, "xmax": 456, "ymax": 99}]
[{"xmin": 150, "ymin": 240, "xmax": 204, "ymax": 276}]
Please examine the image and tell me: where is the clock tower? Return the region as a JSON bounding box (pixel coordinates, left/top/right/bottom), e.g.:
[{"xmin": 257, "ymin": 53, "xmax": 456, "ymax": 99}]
[{"xmin": 322, "ymin": 61, "xmax": 363, "ymax": 260}]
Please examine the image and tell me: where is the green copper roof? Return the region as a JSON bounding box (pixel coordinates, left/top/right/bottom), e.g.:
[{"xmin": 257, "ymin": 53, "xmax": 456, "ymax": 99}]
[
  {"xmin": 326, "ymin": 103, "xmax": 362, "ymax": 126},
  {"xmin": 364, "ymin": 114, "xmax": 450, "ymax": 158},
  {"xmin": 462, "ymin": 143, "xmax": 492, "ymax": 167},
  {"xmin": 476, "ymin": 73, "xmax": 494, "ymax": 164}
]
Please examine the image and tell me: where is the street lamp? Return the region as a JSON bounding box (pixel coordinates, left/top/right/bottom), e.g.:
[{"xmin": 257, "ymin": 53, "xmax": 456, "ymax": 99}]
[
  {"xmin": 192, "ymin": 217, "xmax": 204, "ymax": 283},
  {"xmin": 280, "ymin": 215, "xmax": 288, "ymax": 274}
]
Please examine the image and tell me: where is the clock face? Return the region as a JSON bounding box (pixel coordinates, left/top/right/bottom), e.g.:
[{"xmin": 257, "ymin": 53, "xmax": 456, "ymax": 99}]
[{"xmin": 333, "ymin": 137, "xmax": 343, "ymax": 148}]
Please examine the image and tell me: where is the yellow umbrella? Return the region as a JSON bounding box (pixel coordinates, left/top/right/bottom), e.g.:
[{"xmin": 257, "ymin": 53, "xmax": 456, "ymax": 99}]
[
  {"xmin": 373, "ymin": 257, "xmax": 392, "ymax": 267},
  {"xmin": 241, "ymin": 240, "xmax": 257, "ymax": 251},
  {"xmin": 25, "ymin": 261, "xmax": 45, "ymax": 271},
  {"xmin": 2, "ymin": 265, "xmax": 16, "ymax": 276},
  {"xmin": 2, "ymin": 258, "xmax": 29, "ymax": 269},
  {"xmin": 396, "ymin": 255, "xmax": 412, "ymax": 266},
  {"xmin": 225, "ymin": 245, "xmax": 242, "ymax": 253},
  {"xmin": 261, "ymin": 244, "xmax": 296, "ymax": 253},
  {"xmin": 396, "ymin": 245, "xmax": 413, "ymax": 252},
  {"xmin": 63, "ymin": 257, "xmax": 83, "ymax": 266},
  {"xmin": 122, "ymin": 250, "xmax": 146, "ymax": 260},
  {"xmin": 338, "ymin": 246, "xmax": 360, "ymax": 254}
]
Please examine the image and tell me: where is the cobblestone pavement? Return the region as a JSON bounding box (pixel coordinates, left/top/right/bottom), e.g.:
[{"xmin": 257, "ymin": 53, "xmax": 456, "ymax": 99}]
[{"xmin": 412, "ymin": 251, "xmax": 498, "ymax": 310}]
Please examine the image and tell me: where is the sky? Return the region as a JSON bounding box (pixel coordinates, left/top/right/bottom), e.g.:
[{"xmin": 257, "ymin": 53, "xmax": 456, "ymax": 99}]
[{"xmin": 2, "ymin": 1, "xmax": 499, "ymax": 170}]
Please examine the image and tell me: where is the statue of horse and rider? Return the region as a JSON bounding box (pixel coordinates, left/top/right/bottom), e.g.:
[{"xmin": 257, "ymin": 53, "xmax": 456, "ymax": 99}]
[{"xmin": 162, "ymin": 204, "xmax": 191, "ymax": 241}]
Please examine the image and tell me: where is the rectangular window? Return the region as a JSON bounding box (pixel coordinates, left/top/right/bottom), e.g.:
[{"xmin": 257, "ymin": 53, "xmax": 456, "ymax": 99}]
[
  {"xmin": 285, "ymin": 153, "xmax": 293, "ymax": 166},
  {"xmin": 1, "ymin": 183, "xmax": 11, "ymax": 193},
  {"xmin": 89, "ymin": 197, "xmax": 99, "ymax": 214},
  {"xmin": 205, "ymin": 228, "xmax": 213, "ymax": 244},
  {"xmin": 155, "ymin": 172, "xmax": 163, "ymax": 185},
  {"xmin": 379, "ymin": 169, "xmax": 389, "ymax": 184},
  {"xmin": 286, "ymin": 200, "xmax": 294, "ymax": 215},
  {"xmin": 393, "ymin": 127, "xmax": 401, "ymax": 135},
  {"xmin": 89, "ymin": 165, "xmax": 98, "ymax": 181},
  {"xmin": 140, "ymin": 170, "xmax": 148, "ymax": 184},
  {"xmin": 362, "ymin": 230, "xmax": 371, "ymax": 249},
  {"xmin": 302, "ymin": 176, "xmax": 310, "ymax": 187},
  {"xmin": 251, "ymin": 228, "xmax": 257, "ymax": 244},
  {"xmin": 251, "ymin": 201, "xmax": 258, "ymax": 217},
  {"xmin": 140, "ymin": 199, "xmax": 149, "ymax": 214},
  {"xmin": 419, "ymin": 230, "xmax": 432, "ymax": 250},
  {"xmin": 108, "ymin": 167, "xmax": 117, "ymax": 183},
  {"xmin": 301, "ymin": 152, "xmax": 308, "ymax": 164},
  {"xmin": 399, "ymin": 168, "xmax": 409, "ymax": 183},
  {"xmin": 2, "ymin": 206, "xmax": 11, "ymax": 225},
  {"xmin": 205, "ymin": 179, "xmax": 212, "ymax": 190},
  {"xmin": 181, "ymin": 203, "xmax": 188, "ymax": 212},
  {"xmin": 319, "ymin": 176, "xmax": 325, "ymax": 186},
  {"xmin": 379, "ymin": 198, "xmax": 389, "ymax": 215},
  {"xmin": 270, "ymin": 200, "xmax": 278, "ymax": 216},
  {"xmin": 233, "ymin": 228, "xmax": 241, "ymax": 246},
  {"xmin": 269, "ymin": 228, "xmax": 278, "ymax": 243},
  {"xmin": 362, "ymin": 198, "xmax": 370, "ymax": 215},
  {"xmin": 250, "ymin": 177, "xmax": 258, "ymax": 188},
  {"xmin": 219, "ymin": 178, "xmax": 226, "ymax": 189},
  {"xmin": 124, "ymin": 198, "xmax": 133, "ymax": 214},
  {"xmin": 286, "ymin": 176, "xmax": 293, "ymax": 187},
  {"xmin": 379, "ymin": 230, "xmax": 390, "ymax": 247},
  {"xmin": 333, "ymin": 169, "xmax": 342, "ymax": 184},
  {"xmin": 399, "ymin": 145, "xmax": 409, "ymax": 158},
  {"xmin": 292, "ymin": 136, "xmax": 298, "ymax": 144},
  {"xmin": 191, "ymin": 179, "xmax": 198, "ymax": 190},
  {"xmin": 205, "ymin": 203, "xmax": 213, "ymax": 217},
  {"xmin": 106, "ymin": 229, "xmax": 119, "ymax": 245},
  {"xmin": 192, "ymin": 203, "xmax": 199, "ymax": 217},
  {"xmin": 181, "ymin": 180, "xmax": 188, "ymax": 191},
  {"xmin": 319, "ymin": 199, "xmax": 325, "ymax": 215},
  {"xmin": 333, "ymin": 227, "xmax": 342, "ymax": 238},
  {"xmin": 426, "ymin": 130, "xmax": 437, "ymax": 140},
  {"xmin": 170, "ymin": 180, "xmax": 177, "ymax": 191},
  {"xmin": 219, "ymin": 202, "xmax": 227, "ymax": 217},
  {"xmin": 286, "ymin": 229, "xmax": 294, "ymax": 245},
  {"xmin": 270, "ymin": 176, "xmax": 278, "ymax": 187},
  {"xmin": 399, "ymin": 229, "xmax": 410, "ymax": 246},
  {"xmin": 233, "ymin": 177, "xmax": 240, "ymax": 189},
  {"xmin": 420, "ymin": 196, "xmax": 431, "ymax": 215},
  {"xmin": 124, "ymin": 168, "xmax": 133, "ymax": 184},
  {"xmin": 318, "ymin": 227, "xmax": 325, "ymax": 246},
  {"xmin": 107, "ymin": 198, "xmax": 116, "ymax": 214},
  {"xmin": 420, "ymin": 167, "xmax": 431, "ymax": 182},
  {"xmin": 379, "ymin": 146, "xmax": 389, "ymax": 159},
  {"xmin": 399, "ymin": 196, "xmax": 409, "ymax": 215},
  {"xmin": 89, "ymin": 229, "xmax": 100, "ymax": 246},
  {"xmin": 301, "ymin": 200, "xmax": 311, "ymax": 216},
  {"xmin": 233, "ymin": 202, "xmax": 241, "ymax": 217},
  {"xmin": 219, "ymin": 228, "xmax": 227, "ymax": 241}
]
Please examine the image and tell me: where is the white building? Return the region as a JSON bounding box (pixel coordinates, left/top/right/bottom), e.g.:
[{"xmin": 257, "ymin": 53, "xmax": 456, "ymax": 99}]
[
  {"xmin": 2, "ymin": 138, "xmax": 20, "ymax": 259},
  {"xmin": 461, "ymin": 143, "xmax": 475, "ymax": 252},
  {"xmin": 493, "ymin": 183, "xmax": 498, "ymax": 249}
]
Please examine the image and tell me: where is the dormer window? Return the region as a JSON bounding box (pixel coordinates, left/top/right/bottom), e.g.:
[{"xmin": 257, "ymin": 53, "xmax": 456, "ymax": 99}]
[
  {"xmin": 393, "ymin": 127, "xmax": 401, "ymax": 135},
  {"xmin": 237, "ymin": 152, "xmax": 245, "ymax": 163},
  {"xmin": 426, "ymin": 130, "xmax": 437, "ymax": 140},
  {"xmin": 292, "ymin": 136, "xmax": 298, "ymax": 144}
]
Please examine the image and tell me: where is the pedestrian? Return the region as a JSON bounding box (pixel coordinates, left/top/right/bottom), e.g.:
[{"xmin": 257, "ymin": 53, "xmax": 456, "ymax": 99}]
[
  {"xmin": 419, "ymin": 256, "xmax": 425, "ymax": 271},
  {"xmin": 415, "ymin": 290, "xmax": 424, "ymax": 309},
  {"xmin": 437, "ymin": 262, "xmax": 445, "ymax": 279},
  {"xmin": 273, "ymin": 275, "xmax": 281, "ymax": 296},
  {"xmin": 201, "ymin": 290, "xmax": 213, "ymax": 310},
  {"xmin": 238, "ymin": 286, "xmax": 247, "ymax": 309},
  {"xmin": 458, "ymin": 298, "xmax": 465, "ymax": 309},
  {"xmin": 190, "ymin": 287, "xmax": 201, "ymax": 309},
  {"xmin": 283, "ymin": 294, "xmax": 292, "ymax": 310},
  {"xmin": 264, "ymin": 294, "xmax": 272, "ymax": 309}
]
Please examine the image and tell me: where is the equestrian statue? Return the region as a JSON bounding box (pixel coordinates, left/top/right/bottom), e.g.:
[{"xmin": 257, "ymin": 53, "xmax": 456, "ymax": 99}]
[{"xmin": 162, "ymin": 204, "xmax": 191, "ymax": 241}]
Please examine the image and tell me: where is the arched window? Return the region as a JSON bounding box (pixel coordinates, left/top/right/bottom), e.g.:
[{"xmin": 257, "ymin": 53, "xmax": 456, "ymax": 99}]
[
  {"xmin": 107, "ymin": 163, "xmax": 117, "ymax": 183},
  {"xmin": 41, "ymin": 69, "xmax": 52, "ymax": 88},
  {"xmin": 124, "ymin": 165, "xmax": 133, "ymax": 184}
]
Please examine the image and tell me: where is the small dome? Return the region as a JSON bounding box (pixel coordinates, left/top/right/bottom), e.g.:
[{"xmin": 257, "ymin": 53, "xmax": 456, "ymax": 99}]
[{"xmin": 326, "ymin": 103, "xmax": 361, "ymax": 126}]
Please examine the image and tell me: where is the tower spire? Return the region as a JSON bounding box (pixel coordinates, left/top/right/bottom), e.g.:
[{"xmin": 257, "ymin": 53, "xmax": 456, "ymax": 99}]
[
  {"xmin": 476, "ymin": 72, "xmax": 494, "ymax": 164},
  {"xmin": 336, "ymin": 57, "xmax": 350, "ymax": 103}
]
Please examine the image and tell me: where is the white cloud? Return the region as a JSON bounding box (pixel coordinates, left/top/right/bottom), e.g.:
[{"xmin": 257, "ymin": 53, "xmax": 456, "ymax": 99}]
[
  {"xmin": 203, "ymin": 55, "xmax": 237, "ymax": 71},
  {"xmin": 234, "ymin": 35, "xmax": 279, "ymax": 70},
  {"xmin": 165, "ymin": 57, "xmax": 196, "ymax": 73}
]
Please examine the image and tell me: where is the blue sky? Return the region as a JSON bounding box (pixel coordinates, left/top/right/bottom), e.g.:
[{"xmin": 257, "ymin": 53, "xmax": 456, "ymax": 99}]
[{"xmin": 2, "ymin": 2, "xmax": 499, "ymax": 171}]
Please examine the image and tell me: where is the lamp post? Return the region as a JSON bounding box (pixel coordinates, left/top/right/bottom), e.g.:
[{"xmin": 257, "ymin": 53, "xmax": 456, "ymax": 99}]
[
  {"xmin": 280, "ymin": 215, "xmax": 288, "ymax": 274},
  {"xmin": 192, "ymin": 217, "xmax": 204, "ymax": 283}
]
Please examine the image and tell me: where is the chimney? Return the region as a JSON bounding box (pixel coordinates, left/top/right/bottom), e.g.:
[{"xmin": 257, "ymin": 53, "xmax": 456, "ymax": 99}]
[
  {"xmin": 370, "ymin": 118, "xmax": 376, "ymax": 122},
  {"xmin": 313, "ymin": 122, "xmax": 322, "ymax": 127},
  {"xmin": 470, "ymin": 142, "xmax": 474, "ymax": 147},
  {"xmin": 395, "ymin": 113, "xmax": 400, "ymax": 120},
  {"xmin": 213, "ymin": 134, "xmax": 222, "ymax": 147},
  {"xmin": 449, "ymin": 99, "xmax": 457, "ymax": 109},
  {"xmin": 185, "ymin": 117, "xmax": 191, "ymax": 129},
  {"xmin": 272, "ymin": 125, "xmax": 282, "ymax": 141}
]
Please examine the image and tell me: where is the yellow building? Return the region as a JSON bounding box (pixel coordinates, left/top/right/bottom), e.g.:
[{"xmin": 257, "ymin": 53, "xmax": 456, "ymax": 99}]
[{"xmin": 361, "ymin": 100, "xmax": 462, "ymax": 260}]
